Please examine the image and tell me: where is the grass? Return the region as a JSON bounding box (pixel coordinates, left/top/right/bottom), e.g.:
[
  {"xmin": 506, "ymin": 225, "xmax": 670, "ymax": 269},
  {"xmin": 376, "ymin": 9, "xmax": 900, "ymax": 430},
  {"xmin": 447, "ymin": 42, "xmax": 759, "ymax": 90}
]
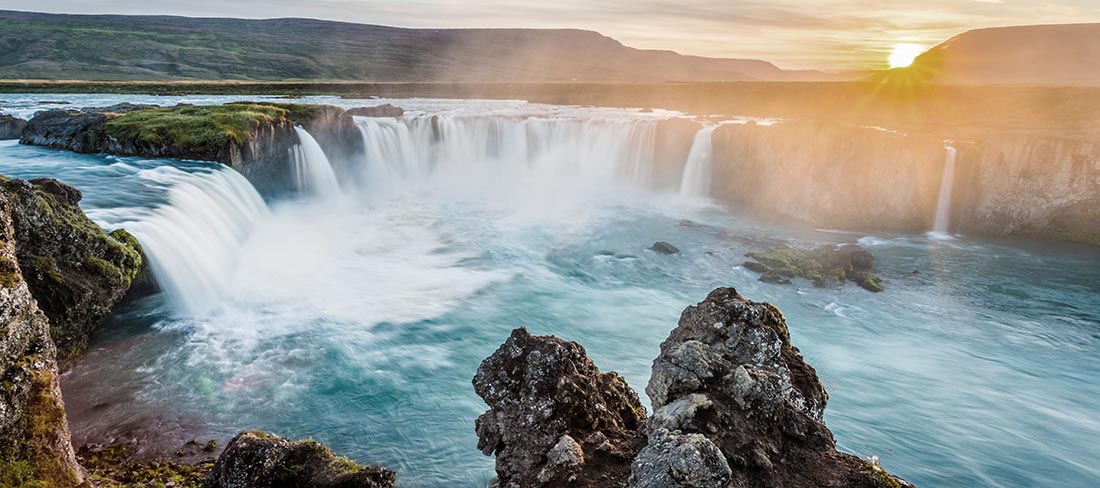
[{"xmin": 103, "ymin": 103, "xmax": 295, "ymax": 157}]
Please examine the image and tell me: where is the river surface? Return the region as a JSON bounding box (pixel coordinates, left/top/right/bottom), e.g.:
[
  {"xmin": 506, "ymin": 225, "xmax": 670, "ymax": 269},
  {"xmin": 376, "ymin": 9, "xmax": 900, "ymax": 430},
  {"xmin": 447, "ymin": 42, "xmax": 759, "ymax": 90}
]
[{"xmin": 1, "ymin": 94, "xmax": 1098, "ymax": 487}]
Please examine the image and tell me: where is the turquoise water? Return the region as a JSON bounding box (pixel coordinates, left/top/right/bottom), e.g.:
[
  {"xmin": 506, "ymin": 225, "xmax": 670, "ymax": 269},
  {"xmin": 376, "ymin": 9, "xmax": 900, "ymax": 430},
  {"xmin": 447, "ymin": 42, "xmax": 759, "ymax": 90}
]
[{"xmin": 2, "ymin": 95, "xmax": 1099, "ymax": 487}]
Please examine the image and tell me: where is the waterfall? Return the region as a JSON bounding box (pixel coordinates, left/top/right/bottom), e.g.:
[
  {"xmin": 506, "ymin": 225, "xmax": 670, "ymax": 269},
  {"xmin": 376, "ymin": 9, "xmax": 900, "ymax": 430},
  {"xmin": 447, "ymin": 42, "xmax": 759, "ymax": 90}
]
[
  {"xmin": 123, "ymin": 167, "xmax": 270, "ymax": 314},
  {"xmin": 679, "ymin": 125, "xmax": 719, "ymax": 197},
  {"xmin": 352, "ymin": 115, "xmax": 660, "ymax": 192},
  {"xmin": 289, "ymin": 127, "xmax": 342, "ymax": 196},
  {"xmin": 933, "ymin": 145, "xmax": 958, "ymax": 234}
]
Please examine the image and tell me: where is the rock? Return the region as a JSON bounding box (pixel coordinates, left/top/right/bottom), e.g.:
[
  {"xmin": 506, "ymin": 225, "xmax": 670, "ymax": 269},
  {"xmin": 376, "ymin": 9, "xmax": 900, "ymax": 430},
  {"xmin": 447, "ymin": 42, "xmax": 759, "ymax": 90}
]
[
  {"xmin": 347, "ymin": 104, "xmax": 405, "ymax": 117},
  {"xmin": 0, "ymin": 113, "xmax": 27, "ymax": 140},
  {"xmin": 649, "ymin": 242, "xmax": 680, "ymax": 255},
  {"xmin": 0, "ymin": 184, "xmax": 84, "ymax": 487},
  {"xmin": 204, "ymin": 430, "xmax": 395, "ymax": 488},
  {"xmin": 1, "ymin": 177, "xmax": 144, "ymax": 356},
  {"xmin": 643, "ymin": 288, "xmax": 911, "ymax": 487},
  {"xmin": 628, "ymin": 428, "xmax": 731, "ymax": 488},
  {"xmin": 473, "ymin": 327, "xmax": 647, "ymax": 487},
  {"xmin": 745, "ymin": 244, "xmax": 884, "ymax": 291},
  {"xmin": 19, "ymin": 103, "xmax": 363, "ymax": 196}
]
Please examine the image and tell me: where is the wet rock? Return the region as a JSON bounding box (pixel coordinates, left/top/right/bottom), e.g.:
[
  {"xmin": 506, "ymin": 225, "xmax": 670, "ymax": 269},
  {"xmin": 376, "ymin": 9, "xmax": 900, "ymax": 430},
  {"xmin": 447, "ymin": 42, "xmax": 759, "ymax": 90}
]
[
  {"xmin": 2, "ymin": 177, "xmax": 144, "ymax": 356},
  {"xmin": 649, "ymin": 242, "xmax": 680, "ymax": 255},
  {"xmin": 745, "ymin": 244, "xmax": 884, "ymax": 291},
  {"xmin": 347, "ymin": 104, "xmax": 405, "ymax": 117},
  {"xmin": 204, "ymin": 430, "xmax": 395, "ymax": 488},
  {"xmin": 473, "ymin": 327, "xmax": 646, "ymax": 487},
  {"xmin": 643, "ymin": 288, "xmax": 911, "ymax": 487},
  {"xmin": 0, "ymin": 113, "xmax": 27, "ymax": 140}
]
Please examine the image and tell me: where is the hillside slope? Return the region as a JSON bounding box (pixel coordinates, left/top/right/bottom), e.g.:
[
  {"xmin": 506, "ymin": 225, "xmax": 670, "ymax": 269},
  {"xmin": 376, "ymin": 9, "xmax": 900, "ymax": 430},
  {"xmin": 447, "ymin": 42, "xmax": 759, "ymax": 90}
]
[
  {"xmin": 910, "ymin": 23, "xmax": 1100, "ymax": 85},
  {"xmin": 0, "ymin": 10, "xmax": 850, "ymax": 82}
]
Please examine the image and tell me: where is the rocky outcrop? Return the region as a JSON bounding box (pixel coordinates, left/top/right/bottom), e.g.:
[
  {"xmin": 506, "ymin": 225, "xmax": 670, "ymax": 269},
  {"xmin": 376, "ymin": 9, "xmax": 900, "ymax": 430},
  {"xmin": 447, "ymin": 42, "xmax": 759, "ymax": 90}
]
[
  {"xmin": 0, "ymin": 182, "xmax": 84, "ymax": 487},
  {"xmin": 474, "ymin": 289, "xmax": 911, "ymax": 487},
  {"xmin": 1, "ymin": 177, "xmax": 144, "ymax": 357},
  {"xmin": 204, "ymin": 430, "xmax": 395, "ymax": 488},
  {"xmin": 19, "ymin": 103, "xmax": 363, "ymax": 195},
  {"xmin": 347, "ymin": 104, "xmax": 405, "ymax": 117},
  {"xmin": 643, "ymin": 288, "xmax": 907, "ymax": 487},
  {"xmin": 744, "ymin": 244, "xmax": 883, "ymax": 292},
  {"xmin": 473, "ymin": 328, "xmax": 647, "ymax": 487},
  {"xmin": 0, "ymin": 114, "xmax": 27, "ymax": 140}
]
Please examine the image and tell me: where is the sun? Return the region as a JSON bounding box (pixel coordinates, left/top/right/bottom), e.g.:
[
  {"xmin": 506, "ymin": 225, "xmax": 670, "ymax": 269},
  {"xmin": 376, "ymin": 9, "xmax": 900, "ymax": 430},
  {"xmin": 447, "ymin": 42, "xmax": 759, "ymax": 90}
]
[{"xmin": 888, "ymin": 43, "xmax": 923, "ymax": 68}]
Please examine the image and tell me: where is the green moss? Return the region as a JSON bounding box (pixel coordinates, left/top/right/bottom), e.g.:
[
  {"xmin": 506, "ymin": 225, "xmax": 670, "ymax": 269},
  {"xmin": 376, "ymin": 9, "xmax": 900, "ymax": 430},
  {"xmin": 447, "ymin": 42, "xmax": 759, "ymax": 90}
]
[
  {"xmin": 0, "ymin": 363, "xmax": 82, "ymax": 488},
  {"xmin": 748, "ymin": 247, "xmax": 825, "ymax": 282},
  {"xmin": 855, "ymin": 272, "xmax": 885, "ymax": 293},
  {"xmin": 864, "ymin": 463, "xmax": 904, "ymax": 488},
  {"xmin": 27, "ymin": 256, "xmax": 63, "ymax": 284},
  {"xmin": 80, "ymin": 442, "xmax": 215, "ymax": 488},
  {"xmin": 104, "ymin": 103, "xmax": 299, "ymax": 158},
  {"xmin": 227, "ymin": 101, "xmax": 323, "ymax": 123},
  {"xmin": 83, "ymin": 256, "xmax": 123, "ymax": 286},
  {"xmin": 0, "ymin": 255, "xmax": 20, "ymax": 288}
]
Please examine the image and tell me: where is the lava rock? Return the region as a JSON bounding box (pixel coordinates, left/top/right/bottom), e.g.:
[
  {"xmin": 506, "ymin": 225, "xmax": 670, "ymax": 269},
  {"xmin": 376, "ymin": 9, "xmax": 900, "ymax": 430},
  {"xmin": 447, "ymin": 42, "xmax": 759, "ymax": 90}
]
[
  {"xmin": 649, "ymin": 242, "xmax": 680, "ymax": 255},
  {"xmin": 473, "ymin": 327, "xmax": 647, "ymax": 487},
  {"xmin": 2, "ymin": 177, "xmax": 145, "ymax": 356},
  {"xmin": 642, "ymin": 288, "xmax": 911, "ymax": 487},
  {"xmin": 0, "ymin": 113, "xmax": 27, "ymax": 140},
  {"xmin": 745, "ymin": 244, "xmax": 884, "ymax": 291},
  {"xmin": 628, "ymin": 428, "xmax": 731, "ymax": 488},
  {"xmin": 204, "ymin": 430, "xmax": 395, "ymax": 488},
  {"xmin": 347, "ymin": 104, "xmax": 405, "ymax": 117}
]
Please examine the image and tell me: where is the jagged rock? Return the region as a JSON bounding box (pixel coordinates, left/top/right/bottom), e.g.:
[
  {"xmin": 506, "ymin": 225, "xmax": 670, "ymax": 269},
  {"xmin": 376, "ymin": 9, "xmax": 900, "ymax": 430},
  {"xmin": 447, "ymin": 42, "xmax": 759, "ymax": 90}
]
[
  {"xmin": 0, "ymin": 113, "xmax": 27, "ymax": 140},
  {"xmin": 473, "ymin": 327, "xmax": 647, "ymax": 487},
  {"xmin": 204, "ymin": 430, "xmax": 395, "ymax": 488},
  {"xmin": 643, "ymin": 288, "xmax": 911, "ymax": 487},
  {"xmin": 649, "ymin": 242, "xmax": 680, "ymax": 255},
  {"xmin": 628, "ymin": 428, "xmax": 730, "ymax": 488},
  {"xmin": 347, "ymin": 104, "xmax": 405, "ymax": 117},
  {"xmin": 0, "ymin": 185, "xmax": 84, "ymax": 487},
  {"xmin": 1, "ymin": 177, "xmax": 144, "ymax": 356}
]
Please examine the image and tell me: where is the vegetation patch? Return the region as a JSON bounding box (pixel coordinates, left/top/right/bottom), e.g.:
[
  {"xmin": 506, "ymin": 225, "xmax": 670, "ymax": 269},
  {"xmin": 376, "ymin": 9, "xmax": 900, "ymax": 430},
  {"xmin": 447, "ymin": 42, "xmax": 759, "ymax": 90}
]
[
  {"xmin": 104, "ymin": 103, "xmax": 296, "ymax": 157},
  {"xmin": 80, "ymin": 443, "xmax": 215, "ymax": 488}
]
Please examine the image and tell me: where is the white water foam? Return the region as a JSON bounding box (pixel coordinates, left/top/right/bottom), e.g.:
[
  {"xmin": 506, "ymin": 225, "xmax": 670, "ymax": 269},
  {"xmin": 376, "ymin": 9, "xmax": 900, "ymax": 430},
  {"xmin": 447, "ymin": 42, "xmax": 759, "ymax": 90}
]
[{"xmin": 121, "ymin": 166, "xmax": 270, "ymax": 315}]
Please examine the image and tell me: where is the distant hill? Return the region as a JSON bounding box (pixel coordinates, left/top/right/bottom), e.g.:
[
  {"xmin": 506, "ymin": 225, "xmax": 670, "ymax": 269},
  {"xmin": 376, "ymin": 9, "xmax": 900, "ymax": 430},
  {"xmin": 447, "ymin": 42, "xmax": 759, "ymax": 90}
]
[
  {"xmin": 910, "ymin": 23, "xmax": 1100, "ymax": 85},
  {"xmin": 0, "ymin": 10, "xmax": 855, "ymax": 82}
]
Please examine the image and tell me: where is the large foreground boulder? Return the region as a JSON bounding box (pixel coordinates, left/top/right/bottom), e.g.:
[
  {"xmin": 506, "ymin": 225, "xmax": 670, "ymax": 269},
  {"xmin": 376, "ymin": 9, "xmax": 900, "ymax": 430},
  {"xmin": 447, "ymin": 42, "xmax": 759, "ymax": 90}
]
[
  {"xmin": 473, "ymin": 328, "xmax": 647, "ymax": 487},
  {"xmin": 204, "ymin": 430, "xmax": 395, "ymax": 488},
  {"xmin": 0, "ymin": 184, "xmax": 84, "ymax": 487},
  {"xmin": 474, "ymin": 289, "xmax": 911, "ymax": 487},
  {"xmin": 1, "ymin": 177, "xmax": 144, "ymax": 357}
]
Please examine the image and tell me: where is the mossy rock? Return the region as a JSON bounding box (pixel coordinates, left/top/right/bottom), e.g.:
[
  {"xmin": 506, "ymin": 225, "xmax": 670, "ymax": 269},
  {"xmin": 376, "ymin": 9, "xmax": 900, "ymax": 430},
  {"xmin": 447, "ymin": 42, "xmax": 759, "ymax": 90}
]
[
  {"xmin": 104, "ymin": 103, "xmax": 294, "ymax": 159},
  {"xmin": 746, "ymin": 244, "xmax": 885, "ymax": 292}
]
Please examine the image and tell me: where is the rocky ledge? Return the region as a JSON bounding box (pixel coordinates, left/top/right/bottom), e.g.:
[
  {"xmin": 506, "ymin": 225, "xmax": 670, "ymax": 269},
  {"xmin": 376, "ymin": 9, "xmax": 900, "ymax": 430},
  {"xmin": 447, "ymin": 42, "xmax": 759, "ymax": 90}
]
[
  {"xmin": 19, "ymin": 102, "xmax": 363, "ymax": 194},
  {"xmin": 474, "ymin": 288, "xmax": 910, "ymax": 487}
]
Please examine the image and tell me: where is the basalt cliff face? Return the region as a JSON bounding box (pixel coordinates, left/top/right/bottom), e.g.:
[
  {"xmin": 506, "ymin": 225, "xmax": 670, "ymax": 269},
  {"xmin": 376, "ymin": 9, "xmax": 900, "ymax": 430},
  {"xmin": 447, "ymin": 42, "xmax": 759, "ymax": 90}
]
[
  {"xmin": 474, "ymin": 288, "xmax": 911, "ymax": 488},
  {"xmin": 19, "ymin": 103, "xmax": 363, "ymax": 195},
  {"xmin": 706, "ymin": 122, "xmax": 1100, "ymax": 245}
]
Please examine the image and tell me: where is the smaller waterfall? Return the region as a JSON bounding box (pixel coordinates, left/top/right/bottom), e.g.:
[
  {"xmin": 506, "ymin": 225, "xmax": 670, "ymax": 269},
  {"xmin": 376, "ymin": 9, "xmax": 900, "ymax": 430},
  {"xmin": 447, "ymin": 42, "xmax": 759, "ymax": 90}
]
[
  {"xmin": 289, "ymin": 127, "xmax": 342, "ymax": 196},
  {"xmin": 123, "ymin": 168, "xmax": 270, "ymax": 314},
  {"xmin": 680, "ymin": 125, "xmax": 719, "ymax": 197},
  {"xmin": 933, "ymin": 145, "xmax": 958, "ymax": 234}
]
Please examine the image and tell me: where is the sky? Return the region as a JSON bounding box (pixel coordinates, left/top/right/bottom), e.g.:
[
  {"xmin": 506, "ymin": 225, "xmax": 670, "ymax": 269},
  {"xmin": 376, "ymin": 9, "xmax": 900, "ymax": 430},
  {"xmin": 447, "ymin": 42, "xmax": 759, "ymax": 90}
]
[{"xmin": 1, "ymin": 0, "xmax": 1099, "ymax": 69}]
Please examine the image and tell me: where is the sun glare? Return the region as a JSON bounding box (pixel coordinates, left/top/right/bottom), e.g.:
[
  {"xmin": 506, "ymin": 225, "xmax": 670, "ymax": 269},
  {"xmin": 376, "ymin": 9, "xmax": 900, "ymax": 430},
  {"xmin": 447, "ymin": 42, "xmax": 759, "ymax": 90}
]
[{"xmin": 888, "ymin": 43, "xmax": 923, "ymax": 68}]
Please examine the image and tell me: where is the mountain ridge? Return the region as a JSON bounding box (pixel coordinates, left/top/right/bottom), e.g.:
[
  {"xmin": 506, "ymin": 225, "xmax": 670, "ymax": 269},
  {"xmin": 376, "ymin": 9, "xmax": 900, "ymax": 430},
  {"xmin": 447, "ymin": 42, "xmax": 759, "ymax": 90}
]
[{"xmin": 0, "ymin": 9, "xmax": 854, "ymax": 82}]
